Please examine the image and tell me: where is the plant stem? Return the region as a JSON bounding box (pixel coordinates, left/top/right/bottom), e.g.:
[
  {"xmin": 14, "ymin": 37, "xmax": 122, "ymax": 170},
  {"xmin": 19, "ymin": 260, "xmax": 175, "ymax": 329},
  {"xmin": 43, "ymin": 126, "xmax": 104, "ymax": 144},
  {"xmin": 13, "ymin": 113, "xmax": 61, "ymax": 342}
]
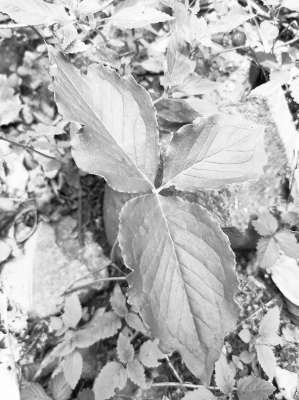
[
  {"xmin": 63, "ymin": 276, "xmax": 127, "ymax": 295},
  {"xmin": 151, "ymin": 382, "xmax": 220, "ymax": 391},
  {"xmin": 0, "ymin": 23, "xmax": 36, "ymax": 29},
  {"xmin": 165, "ymin": 356, "xmax": 183, "ymax": 383},
  {"xmin": 0, "ymin": 136, "xmax": 60, "ymax": 162}
]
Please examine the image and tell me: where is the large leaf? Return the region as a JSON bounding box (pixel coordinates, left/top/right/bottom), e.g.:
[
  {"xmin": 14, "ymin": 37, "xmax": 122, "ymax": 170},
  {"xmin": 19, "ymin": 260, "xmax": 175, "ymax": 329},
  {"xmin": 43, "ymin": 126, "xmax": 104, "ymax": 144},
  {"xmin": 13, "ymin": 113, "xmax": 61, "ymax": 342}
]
[
  {"xmin": 50, "ymin": 51, "xmax": 159, "ymax": 193},
  {"xmin": 119, "ymin": 194, "xmax": 238, "ymax": 382},
  {"xmin": 163, "ymin": 114, "xmax": 266, "ymax": 190},
  {"xmin": 93, "ymin": 361, "xmax": 127, "ymax": 400},
  {"xmin": 237, "ymin": 376, "xmax": 275, "ymax": 400},
  {"xmin": 0, "ymin": 0, "xmax": 71, "ymax": 26},
  {"xmin": 110, "ymin": 3, "xmax": 173, "ymax": 29}
]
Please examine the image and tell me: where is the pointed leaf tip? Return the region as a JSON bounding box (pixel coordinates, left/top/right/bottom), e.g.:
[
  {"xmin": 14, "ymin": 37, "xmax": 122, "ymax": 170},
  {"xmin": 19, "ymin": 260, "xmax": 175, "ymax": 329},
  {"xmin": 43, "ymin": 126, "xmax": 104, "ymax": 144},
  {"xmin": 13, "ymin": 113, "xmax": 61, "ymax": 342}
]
[{"xmin": 119, "ymin": 193, "xmax": 239, "ymax": 382}]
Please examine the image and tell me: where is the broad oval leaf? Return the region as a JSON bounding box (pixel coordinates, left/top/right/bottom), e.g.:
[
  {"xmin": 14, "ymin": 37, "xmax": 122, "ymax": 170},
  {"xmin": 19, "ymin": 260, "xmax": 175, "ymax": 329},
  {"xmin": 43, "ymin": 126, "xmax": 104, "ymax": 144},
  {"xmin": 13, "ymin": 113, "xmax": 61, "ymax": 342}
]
[
  {"xmin": 181, "ymin": 387, "xmax": 216, "ymax": 400},
  {"xmin": 63, "ymin": 350, "xmax": 83, "ymax": 389},
  {"xmin": 50, "ymin": 51, "xmax": 159, "ymax": 193},
  {"xmin": 255, "ymin": 344, "xmax": 276, "ymax": 381},
  {"xmin": 0, "ymin": 0, "xmax": 71, "ymax": 26},
  {"xmin": 117, "ymin": 332, "xmax": 134, "ymax": 364},
  {"xmin": 73, "ymin": 310, "xmax": 121, "ymax": 348},
  {"xmin": 258, "ymin": 306, "xmax": 281, "ymax": 346},
  {"xmin": 138, "ymin": 339, "xmax": 164, "ymax": 368},
  {"xmin": 271, "ymin": 255, "xmax": 299, "ymax": 306},
  {"xmin": 163, "ymin": 114, "xmax": 266, "ymax": 190},
  {"xmin": 63, "ymin": 293, "xmax": 82, "ymax": 329},
  {"xmin": 110, "ymin": 4, "xmax": 173, "ymax": 29},
  {"xmin": 93, "ymin": 361, "xmax": 127, "ymax": 400},
  {"xmin": 21, "ymin": 381, "xmax": 52, "ymax": 400},
  {"xmin": 119, "ymin": 194, "xmax": 239, "ymax": 383},
  {"xmin": 252, "ymin": 211, "xmax": 278, "ymax": 237},
  {"xmin": 127, "ymin": 359, "xmax": 147, "ymax": 389},
  {"xmin": 214, "ymin": 352, "xmax": 235, "ymax": 394},
  {"xmin": 237, "ymin": 376, "xmax": 275, "ymax": 400}
]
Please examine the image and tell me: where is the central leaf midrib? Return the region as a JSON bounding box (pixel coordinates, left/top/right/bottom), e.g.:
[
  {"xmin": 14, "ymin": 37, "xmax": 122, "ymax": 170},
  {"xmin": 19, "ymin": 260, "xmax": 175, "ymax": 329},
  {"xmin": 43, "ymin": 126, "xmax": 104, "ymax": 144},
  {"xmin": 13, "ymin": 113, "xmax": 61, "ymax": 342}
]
[{"xmin": 155, "ymin": 194, "xmax": 205, "ymax": 342}]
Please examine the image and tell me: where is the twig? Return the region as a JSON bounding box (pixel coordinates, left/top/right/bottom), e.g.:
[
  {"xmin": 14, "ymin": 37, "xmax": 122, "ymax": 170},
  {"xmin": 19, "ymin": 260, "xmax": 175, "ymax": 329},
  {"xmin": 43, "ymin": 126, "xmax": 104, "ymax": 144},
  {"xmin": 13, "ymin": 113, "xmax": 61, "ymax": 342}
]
[
  {"xmin": 246, "ymin": 0, "xmax": 269, "ymax": 18},
  {"xmin": 153, "ymin": 93, "xmax": 166, "ymax": 105},
  {"xmin": 77, "ymin": 174, "xmax": 84, "ymax": 247},
  {"xmin": 165, "ymin": 356, "xmax": 183, "ymax": 383},
  {"xmin": 151, "ymin": 382, "xmax": 221, "ymax": 391},
  {"xmin": 63, "ymin": 276, "xmax": 127, "ymax": 295},
  {"xmin": 0, "ymin": 23, "xmax": 37, "ymax": 29},
  {"xmin": 0, "ymin": 136, "xmax": 61, "ymax": 162},
  {"xmin": 235, "ymin": 298, "xmax": 277, "ymax": 331}
]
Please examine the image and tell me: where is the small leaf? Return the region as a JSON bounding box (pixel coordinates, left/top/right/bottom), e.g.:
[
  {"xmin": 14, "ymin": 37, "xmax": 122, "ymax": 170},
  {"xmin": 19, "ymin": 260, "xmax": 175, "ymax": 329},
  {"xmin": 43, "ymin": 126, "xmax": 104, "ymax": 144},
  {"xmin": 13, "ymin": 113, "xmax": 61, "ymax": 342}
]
[
  {"xmin": 238, "ymin": 328, "xmax": 252, "ymax": 344},
  {"xmin": 63, "ymin": 350, "xmax": 83, "ymax": 389},
  {"xmin": 181, "ymin": 387, "xmax": 216, "ymax": 400},
  {"xmin": 79, "ymin": 0, "xmax": 110, "ymax": 16},
  {"xmin": 73, "ymin": 311, "xmax": 121, "ymax": 348},
  {"xmin": 252, "ymin": 211, "xmax": 278, "ymax": 236},
  {"xmin": 289, "ymin": 76, "xmax": 299, "ymax": 104},
  {"xmin": 155, "ymin": 98, "xmax": 199, "ymax": 124},
  {"xmin": 0, "ymin": 0, "xmax": 71, "ymax": 26},
  {"xmin": 214, "ymin": 352, "xmax": 235, "ymax": 394},
  {"xmin": 110, "ymin": 284, "xmax": 128, "ymax": 318},
  {"xmin": 271, "ymin": 255, "xmax": 299, "ymax": 306},
  {"xmin": 164, "ymin": 50, "xmax": 196, "ymax": 88},
  {"xmin": 138, "ymin": 340, "xmax": 165, "ymax": 368},
  {"xmin": 0, "ymin": 75, "xmax": 22, "ymax": 126},
  {"xmin": 256, "ymin": 237, "xmax": 280, "ymax": 270},
  {"xmin": 259, "ymin": 21, "xmax": 279, "ymax": 52},
  {"xmin": 21, "ymin": 382, "xmax": 52, "ymax": 400},
  {"xmin": 110, "ymin": 4, "xmax": 173, "ymax": 29},
  {"xmin": 37, "ymin": 339, "xmax": 76, "ymax": 377},
  {"xmin": 237, "ymin": 376, "xmax": 275, "ymax": 400},
  {"xmin": 127, "ymin": 359, "xmax": 147, "ymax": 389},
  {"xmin": 93, "ymin": 361, "xmax": 127, "ymax": 400},
  {"xmin": 255, "ymin": 344, "xmax": 276, "ymax": 380},
  {"xmin": 50, "ymin": 51, "xmax": 159, "ymax": 193},
  {"xmin": 119, "ymin": 194, "xmax": 239, "ymax": 383},
  {"xmin": 163, "ymin": 114, "xmax": 266, "ymax": 191},
  {"xmin": 77, "ymin": 389, "xmax": 95, "ymax": 400},
  {"xmin": 275, "ymin": 231, "xmax": 299, "ymax": 259},
  {"xmin": 63, "ymin": 293, "xmax": 82, "ymax": 329},
  {"xmin": 0, "ymin": 240, "xmax": 11, "ymax": 263},
  {"xmin": 125, "ymin": 312, "xmax": 148, "ymax": 334},
  {"xmin": 275, "ymin": 367, "xmax": 298, "ymax": 400},
  {"xmin": 117, "ymin": 332, "xmax": 134, "ymax": 364},
  {"xmin": 282, "ymin": 0, "xmax": 299, "ymax": 12},
  {"xmin": 50, "ymin": 372, "xmax": 72, "ymax": 400},
  {"xmin": 258, "ymin": 306, "xmax": 281, "ymax": 346},
  {"xmin": 209, "ymin": 5, "xmax": 250, "ymax": 34}
]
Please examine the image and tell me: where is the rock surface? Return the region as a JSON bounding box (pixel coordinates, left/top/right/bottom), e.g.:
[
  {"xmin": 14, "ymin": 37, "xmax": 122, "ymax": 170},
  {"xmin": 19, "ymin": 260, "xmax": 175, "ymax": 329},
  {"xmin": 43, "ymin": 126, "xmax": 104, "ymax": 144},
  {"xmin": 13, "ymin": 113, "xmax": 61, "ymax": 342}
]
[{"xmin": 1, "ymin": 217, "xmax": 109, "ymax": 317}]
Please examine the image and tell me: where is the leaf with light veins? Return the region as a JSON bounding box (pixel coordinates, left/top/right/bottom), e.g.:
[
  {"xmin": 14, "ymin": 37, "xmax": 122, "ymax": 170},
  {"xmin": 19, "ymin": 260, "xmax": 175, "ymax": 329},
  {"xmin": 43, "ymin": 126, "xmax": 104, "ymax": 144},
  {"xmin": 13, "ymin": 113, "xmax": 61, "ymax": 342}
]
[
  {"xmin": 163, "ymin": 114, "xmax": 266, "ymax": 191},
  {"xmin": 50, "ymin": 50, "xmax": 159, "ymax": 193},
  {"xmin": 119, "ymin": 193, "xmax": 239, "ymax": 383}
]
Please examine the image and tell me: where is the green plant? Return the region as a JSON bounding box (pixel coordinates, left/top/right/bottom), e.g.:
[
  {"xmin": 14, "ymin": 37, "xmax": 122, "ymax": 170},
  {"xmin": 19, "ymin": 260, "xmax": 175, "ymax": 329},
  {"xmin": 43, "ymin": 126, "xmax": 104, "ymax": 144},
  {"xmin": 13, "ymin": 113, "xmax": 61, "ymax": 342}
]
[
  {"xmin": 47, "ymin": 45, "xmax": 266, "ymax": 386},
  {"xmin": 5, "ymin": 1, "xmax": 299, "ymax": 399}
]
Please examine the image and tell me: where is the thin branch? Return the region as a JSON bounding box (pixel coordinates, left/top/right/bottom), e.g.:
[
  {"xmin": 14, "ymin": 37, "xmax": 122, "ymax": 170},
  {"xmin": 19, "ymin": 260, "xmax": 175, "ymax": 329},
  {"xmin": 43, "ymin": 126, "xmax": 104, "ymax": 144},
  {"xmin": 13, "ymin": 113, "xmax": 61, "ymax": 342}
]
[
  {"xmin": 246, "ymin": 0, "xmax": 269, "ymax": 18},
  {"xmin": 151, "ymin": 382, "xmax": 221, "ymax": 391},
  {"xmin": 165, "ymin": 356, "xmax": 183, "ymax": 383},
  {"xmin": 153, "ymin": 93, "xmax": 166, "ymax": 105},
  {"xmin": 0, "ymin": 136, "xmax": 60, "ymax": 162},
  {"xmin": 0, "ymin": 23, "xmax": 36, "ymax": 29},
  {"xmin": 77, "ymin": 174, "xmax": 84, "ymax": 247},
  {"xmin": 235, "ymin": 298, "xmax": 277, "ymax": 331},
  {"xmin": 63, "ymin": 276, "xmax": 127, "ymax": 295}
]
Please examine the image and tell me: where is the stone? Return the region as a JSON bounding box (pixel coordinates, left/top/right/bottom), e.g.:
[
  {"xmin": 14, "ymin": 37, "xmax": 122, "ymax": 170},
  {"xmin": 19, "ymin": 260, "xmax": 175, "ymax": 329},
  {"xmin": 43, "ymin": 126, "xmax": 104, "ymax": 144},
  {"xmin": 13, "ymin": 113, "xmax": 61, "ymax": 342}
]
[{"xmin": 1, "ymin": 217, "xmax": 109, "ymax": 317}]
